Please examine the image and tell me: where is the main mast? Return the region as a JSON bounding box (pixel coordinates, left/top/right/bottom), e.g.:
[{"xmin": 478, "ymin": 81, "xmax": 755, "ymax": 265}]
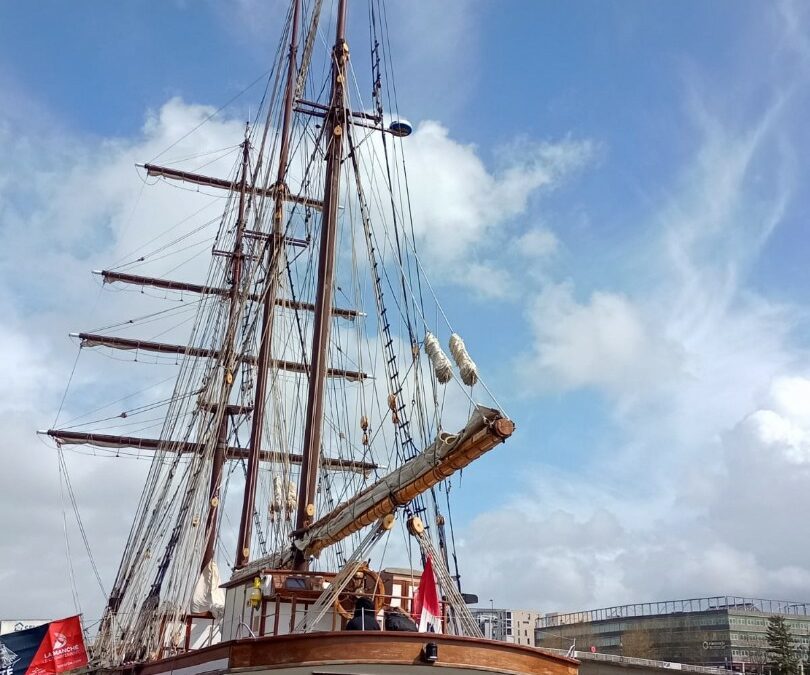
[
  {"xmin": 294, "ymin": 0, "xmax": 349, "ymax": 560},
  {"xmin": 234, "ymin": 0, "xmax": 302, "ymax": 569}
]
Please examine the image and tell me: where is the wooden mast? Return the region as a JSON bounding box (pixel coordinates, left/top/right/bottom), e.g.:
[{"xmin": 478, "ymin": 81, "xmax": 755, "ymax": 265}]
[
  {"xmin": 294, "ymin": 0, "xmax": 349, "ymax": 559},
  {"xmin": 201, "ymin": 130, "xmax": 250, "ymax": 572},
  {"xmin": 235, "ymin": 0, "xmax": 302, "ymax": 569}
]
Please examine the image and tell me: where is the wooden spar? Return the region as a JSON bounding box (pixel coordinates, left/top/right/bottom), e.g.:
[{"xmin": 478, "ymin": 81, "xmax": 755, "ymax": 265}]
[
  {"xmin": 236, "ymin": 0, "xmax": 302, "ymax": 569},
  {"xmin": 295, "ymin": 408, "xmax": 513, "ymax": 560},
  {"xmin": 72, "ymin": 333, "xmax": 368, "ymax": 381},
  {"xmin": 39, "ymin": 430, "xmax": 379, "ymax": 474},
  {"xmin": 94, "ymin": 270, "xmax": 361, "ymax": 320},
  {"xmin": 229, "ymin": 407, "xmax": 514, "ymax": 574},
  {"xmin": 296, "ymin": 98, "xmax": 381, "ymax": 122},
  {"xmin": 140, "ymin": 163, "xmax": 322, "ymax": 210},
  {"xmin": 295, "ymin": 0, "xmax": 349, "ymax": 547}
]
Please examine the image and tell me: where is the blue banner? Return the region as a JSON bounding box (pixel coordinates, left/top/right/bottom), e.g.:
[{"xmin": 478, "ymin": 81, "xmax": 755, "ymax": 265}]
[{"xmin": 0, "ymin": 624, "xmax": 49, "ymax": 675}]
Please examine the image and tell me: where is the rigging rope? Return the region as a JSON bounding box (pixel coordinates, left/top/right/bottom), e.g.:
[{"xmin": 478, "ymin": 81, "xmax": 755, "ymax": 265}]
[
  {"xmin": 57, "ymin": 448, "xmax": 108, "ymax": 600},
  {"xmin": 147, "ymin": 68, "xmax": 274, "ymax": 165},
  {"xmin": 58, "ymin": 454, "xmax": 82, "ymax": 615}
]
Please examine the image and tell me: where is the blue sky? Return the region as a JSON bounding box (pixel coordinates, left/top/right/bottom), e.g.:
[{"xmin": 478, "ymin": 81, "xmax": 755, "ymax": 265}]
[{"xmin": 2, "ymin": 0, "xmax": 810, "ymax": 621}]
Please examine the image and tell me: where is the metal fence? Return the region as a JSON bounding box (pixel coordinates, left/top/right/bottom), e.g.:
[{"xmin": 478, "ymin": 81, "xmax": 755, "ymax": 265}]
[{"xmin": 543, "ymin": 647, "xmax": 730, "ymax": 675}]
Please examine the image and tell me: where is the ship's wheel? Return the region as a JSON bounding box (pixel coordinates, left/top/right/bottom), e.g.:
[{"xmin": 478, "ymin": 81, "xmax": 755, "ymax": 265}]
[{"xmin": 334, "ymin": 564, "xmax": 386, "ymax": 620}]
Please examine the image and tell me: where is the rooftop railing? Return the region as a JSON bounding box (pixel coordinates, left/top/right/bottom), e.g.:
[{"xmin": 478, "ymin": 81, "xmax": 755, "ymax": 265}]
[{"xmin": 539, "ymin": 597, "xmax": 810, "ymax": 627}]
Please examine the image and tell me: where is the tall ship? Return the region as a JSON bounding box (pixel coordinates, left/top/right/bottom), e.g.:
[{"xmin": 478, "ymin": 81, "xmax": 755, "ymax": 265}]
[{"xmin": 41, "ymin": 3, "xmax": 579, "ymax": 675}]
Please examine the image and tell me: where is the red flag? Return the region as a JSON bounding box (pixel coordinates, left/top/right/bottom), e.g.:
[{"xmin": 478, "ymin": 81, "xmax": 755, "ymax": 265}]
[
  {"xmin": 26, "ymin": 616, "xmax": 88, "ymax": 675},
  {"xmin": 411, "ymin": 556, "xmax": 442, "ymax": 633}
]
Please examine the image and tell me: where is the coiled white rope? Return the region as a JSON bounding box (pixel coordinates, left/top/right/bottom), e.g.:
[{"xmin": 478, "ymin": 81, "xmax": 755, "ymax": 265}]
[
  {"xmin": 424, "ymin": 332, "xmax": 453, "ymax": 384},
  {"xmin": 449, "ymin": 333, "xmax": 478, "ymax": 386}
]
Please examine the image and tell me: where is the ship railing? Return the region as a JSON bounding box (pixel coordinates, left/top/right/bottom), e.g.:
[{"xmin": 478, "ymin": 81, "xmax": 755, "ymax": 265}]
[
  {"xmin": 172, "ymin": 591, "xmax": 448, "ymax": 654},
  {"xmin": 252, "ymin": 591, "xmax": 444, "ymax": 637}
]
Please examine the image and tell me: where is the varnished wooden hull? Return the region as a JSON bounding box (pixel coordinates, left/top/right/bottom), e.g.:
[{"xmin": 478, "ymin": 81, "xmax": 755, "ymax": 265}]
[{"xmin": 118, "ymin": 632, "xmax": 578, "ymax": 675}]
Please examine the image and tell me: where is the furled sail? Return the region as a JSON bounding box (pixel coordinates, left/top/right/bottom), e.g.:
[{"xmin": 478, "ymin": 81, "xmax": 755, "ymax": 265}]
[{"xmin": 190, "ymin": 560, "xmax": 226, "ymax": 617}]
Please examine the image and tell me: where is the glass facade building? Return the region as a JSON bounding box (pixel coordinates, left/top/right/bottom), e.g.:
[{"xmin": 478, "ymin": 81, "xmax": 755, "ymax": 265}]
[{"xmin": 536, "ymin": 597, "xmax": 810, "ymax": 669}]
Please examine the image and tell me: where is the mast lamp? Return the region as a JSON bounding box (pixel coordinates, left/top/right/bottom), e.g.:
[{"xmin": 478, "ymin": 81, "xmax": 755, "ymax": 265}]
[{"xmin": 388, "ymin": 119, "xmax": 413, "ymax": 137}]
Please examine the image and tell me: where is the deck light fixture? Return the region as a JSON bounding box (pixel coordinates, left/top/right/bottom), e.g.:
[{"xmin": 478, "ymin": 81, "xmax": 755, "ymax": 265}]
[{"xmin": 422, "ymin": 642, "xmax": 439, "ymax": 664}]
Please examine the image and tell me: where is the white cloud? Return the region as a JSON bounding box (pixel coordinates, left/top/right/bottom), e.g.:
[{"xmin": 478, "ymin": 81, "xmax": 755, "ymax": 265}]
[
  {"xmin": 778, "ymin": 0, "xmax": 810, "ymax": 67},
  {"xmin": 392, "ymin": 123, "xmax": 592, "ymax": 300},
  {"xmin": 0, "ymin": 324, "xmax": 55, "ymax": 413},
  {"xmin": 764, "ymin": 374, "xmax": 810, "ymax": 422},
  {"xmin": 514, "ymin": 227, "xmax": 559, "ymax": 260},
  {"xmin": 736, "ymin": 408, "xmax": 810, "ymax": 465},
  {"xmin": 520, "ymin": 282, "xmax": 680, "ymax": 393},
  {"xmin": 401, "ymin": 122, "xmax": 592, "ymax": 265},
  {"xmin": 0, "ymin": 97, "xmax": 250, "ymax": 620},
  {"xmin": 460, "ymin": 6, "xmax": 810, "ymax": 612},
  {"xmin": 454, "ymin": 262, "xmax": 514, "ymax": 300},
  {"xmin": 459, "ymin": 376, "xmax": 810, "ymax": 612}
]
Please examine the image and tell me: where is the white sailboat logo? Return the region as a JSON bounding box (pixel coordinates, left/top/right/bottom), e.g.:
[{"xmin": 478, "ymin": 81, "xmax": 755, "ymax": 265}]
[{"xmin": 0, "ymin": 641, "xmax": 21, "ymax": 671}]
